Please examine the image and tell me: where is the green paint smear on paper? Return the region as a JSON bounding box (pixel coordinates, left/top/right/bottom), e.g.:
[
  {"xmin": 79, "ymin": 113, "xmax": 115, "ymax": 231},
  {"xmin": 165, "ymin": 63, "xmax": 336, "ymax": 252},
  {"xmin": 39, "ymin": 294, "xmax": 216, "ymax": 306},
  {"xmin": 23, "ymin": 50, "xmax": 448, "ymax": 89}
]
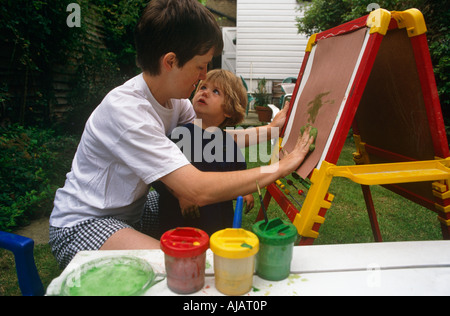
[{"xmin": 307, "ymin": 91, "xmax": 334, "ymax": 124}]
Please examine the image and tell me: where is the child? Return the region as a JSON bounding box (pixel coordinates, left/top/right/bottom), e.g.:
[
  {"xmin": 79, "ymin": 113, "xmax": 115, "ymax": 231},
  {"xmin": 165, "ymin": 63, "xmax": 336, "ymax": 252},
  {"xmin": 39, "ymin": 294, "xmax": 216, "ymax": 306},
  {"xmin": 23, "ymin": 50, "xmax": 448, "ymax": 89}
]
[{"xmin": 152, "ymin": 69, "xmax": 254, "ymax": 237}]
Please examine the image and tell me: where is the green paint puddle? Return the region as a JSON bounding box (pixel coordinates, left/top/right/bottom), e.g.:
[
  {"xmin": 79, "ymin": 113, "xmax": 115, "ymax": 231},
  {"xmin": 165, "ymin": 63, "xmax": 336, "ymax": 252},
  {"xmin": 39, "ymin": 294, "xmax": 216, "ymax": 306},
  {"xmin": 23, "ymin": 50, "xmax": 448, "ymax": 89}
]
[{"xmin": 68, "ymin": 264, "xmax": 151, "ymax": 296}]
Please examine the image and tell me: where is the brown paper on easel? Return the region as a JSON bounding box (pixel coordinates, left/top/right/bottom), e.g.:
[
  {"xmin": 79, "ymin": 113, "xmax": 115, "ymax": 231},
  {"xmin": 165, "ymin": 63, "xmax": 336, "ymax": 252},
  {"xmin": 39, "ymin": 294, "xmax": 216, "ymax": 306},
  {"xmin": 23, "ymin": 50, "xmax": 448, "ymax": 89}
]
[{"xmin": 282, "ymin": 27, "xmax": 367, "ymax": 178}]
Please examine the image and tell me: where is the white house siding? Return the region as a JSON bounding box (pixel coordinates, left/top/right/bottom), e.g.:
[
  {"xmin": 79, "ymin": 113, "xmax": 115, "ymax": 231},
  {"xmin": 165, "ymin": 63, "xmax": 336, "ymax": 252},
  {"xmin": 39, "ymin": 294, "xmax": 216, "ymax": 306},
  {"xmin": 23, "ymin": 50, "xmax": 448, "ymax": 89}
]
[
  {"xmin": 236, "ymin": 0, "xmax": 308, "ymax": 91},
  {"xmin": 222, "ymin": 27, "xmax": 237, "ymax": 73}
]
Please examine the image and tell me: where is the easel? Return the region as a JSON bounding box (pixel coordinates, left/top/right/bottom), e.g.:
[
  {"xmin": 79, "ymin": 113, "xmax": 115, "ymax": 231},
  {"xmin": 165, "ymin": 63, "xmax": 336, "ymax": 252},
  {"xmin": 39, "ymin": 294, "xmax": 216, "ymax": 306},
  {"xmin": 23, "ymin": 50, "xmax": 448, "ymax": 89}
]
[{"xmin": 256, "ymin": 9, "xmax": 450, "ymax": 244}]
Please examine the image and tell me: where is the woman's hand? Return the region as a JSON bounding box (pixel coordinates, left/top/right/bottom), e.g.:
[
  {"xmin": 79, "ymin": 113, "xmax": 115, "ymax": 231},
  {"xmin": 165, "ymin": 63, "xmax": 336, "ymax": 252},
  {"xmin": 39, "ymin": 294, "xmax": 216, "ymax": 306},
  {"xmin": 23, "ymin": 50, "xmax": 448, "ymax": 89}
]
[{"xmin": 280, "ymin": 125, "xmax": 315, "ymax": 177}]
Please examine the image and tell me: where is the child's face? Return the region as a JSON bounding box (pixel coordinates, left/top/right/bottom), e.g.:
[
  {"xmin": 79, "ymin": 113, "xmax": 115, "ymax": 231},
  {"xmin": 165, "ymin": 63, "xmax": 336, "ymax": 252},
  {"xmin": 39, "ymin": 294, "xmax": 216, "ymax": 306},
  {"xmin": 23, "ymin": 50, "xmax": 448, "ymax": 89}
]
[{"xmin": 193, "ymin": 81, "xmax": 230, "ymax": 128}]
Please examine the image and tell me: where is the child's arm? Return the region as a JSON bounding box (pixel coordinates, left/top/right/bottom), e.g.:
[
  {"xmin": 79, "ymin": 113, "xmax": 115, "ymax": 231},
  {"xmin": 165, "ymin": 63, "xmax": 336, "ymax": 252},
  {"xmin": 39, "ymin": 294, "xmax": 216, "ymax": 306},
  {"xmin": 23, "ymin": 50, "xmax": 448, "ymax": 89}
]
[
  {"xmin": 161, "ymin": 126, "xmax": 314, "ymax": 208},
  {"xmin": 226, "ymin": 106, "xmax": 288, "ymax": 147}
]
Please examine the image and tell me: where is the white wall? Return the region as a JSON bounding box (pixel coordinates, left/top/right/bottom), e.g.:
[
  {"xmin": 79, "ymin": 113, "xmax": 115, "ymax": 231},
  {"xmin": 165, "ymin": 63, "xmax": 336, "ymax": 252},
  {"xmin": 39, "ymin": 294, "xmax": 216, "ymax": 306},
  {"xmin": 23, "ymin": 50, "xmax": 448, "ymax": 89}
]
[
  {"xmin": 222, "ymin": 27, "xmax": 237, "ymax": 73},
  {"xmin": 236, "ymin": 0, "xmax": 308, "ymax": 91}
]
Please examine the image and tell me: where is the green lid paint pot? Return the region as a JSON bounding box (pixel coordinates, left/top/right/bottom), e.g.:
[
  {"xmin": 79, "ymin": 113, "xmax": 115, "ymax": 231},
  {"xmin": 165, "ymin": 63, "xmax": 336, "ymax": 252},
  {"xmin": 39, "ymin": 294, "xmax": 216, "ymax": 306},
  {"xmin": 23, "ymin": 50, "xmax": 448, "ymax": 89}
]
[
  {"xmin": 160, "ymin": 227, "xmax": 209, "ymax": 294},
  {"xmin": 60, "ymin": 256, "xmax": 162, "ymax": 296},
  {"xmin": 252, "ymin": 218, "xmax": 298, "ymax": 281}
]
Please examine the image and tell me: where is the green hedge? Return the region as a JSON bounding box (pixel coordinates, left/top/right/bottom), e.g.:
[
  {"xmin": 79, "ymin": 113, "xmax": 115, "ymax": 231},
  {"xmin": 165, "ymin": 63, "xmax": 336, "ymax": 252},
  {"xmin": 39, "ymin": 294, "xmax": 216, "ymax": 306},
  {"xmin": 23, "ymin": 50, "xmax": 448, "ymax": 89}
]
[{"xmin": 0, "ymin": 125, "xmax": 78, "ymax": 231}]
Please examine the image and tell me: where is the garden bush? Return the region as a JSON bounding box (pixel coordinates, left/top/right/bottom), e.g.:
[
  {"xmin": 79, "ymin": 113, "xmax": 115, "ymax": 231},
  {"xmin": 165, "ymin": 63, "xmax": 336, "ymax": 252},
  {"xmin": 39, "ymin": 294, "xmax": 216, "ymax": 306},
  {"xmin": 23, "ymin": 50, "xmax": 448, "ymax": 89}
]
[
  {"xmin": 0, "ymin": 125, "xmax": 78, "ymax": 231},
  {"xmin": 0, "ymin": 1, "xmax": 209, "ymax": 232}
]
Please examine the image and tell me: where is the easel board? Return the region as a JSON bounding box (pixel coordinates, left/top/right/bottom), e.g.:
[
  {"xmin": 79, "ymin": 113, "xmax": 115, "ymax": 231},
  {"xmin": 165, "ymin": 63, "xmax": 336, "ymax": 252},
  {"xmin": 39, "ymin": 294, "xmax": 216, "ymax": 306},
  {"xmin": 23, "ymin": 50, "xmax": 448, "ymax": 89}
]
[
  {"xmin": 281, "ymin": 19, "xmax": 372, "ymax": 178},
  {"xmin": 279, "ymin": 10, "xmax": 449, "ymax": 211}
]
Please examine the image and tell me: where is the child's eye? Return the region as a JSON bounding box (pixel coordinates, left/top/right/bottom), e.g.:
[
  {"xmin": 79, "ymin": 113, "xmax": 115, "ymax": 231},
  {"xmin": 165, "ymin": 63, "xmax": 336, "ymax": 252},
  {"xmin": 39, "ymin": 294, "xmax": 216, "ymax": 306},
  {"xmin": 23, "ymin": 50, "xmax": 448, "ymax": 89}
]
[
  {"xmin": 213, "ymin": 89, "xmax": 220, "ymax": 95},
  {"xmin": 200, "ymin": 85, "xmax": 207, "ymax": 90}
]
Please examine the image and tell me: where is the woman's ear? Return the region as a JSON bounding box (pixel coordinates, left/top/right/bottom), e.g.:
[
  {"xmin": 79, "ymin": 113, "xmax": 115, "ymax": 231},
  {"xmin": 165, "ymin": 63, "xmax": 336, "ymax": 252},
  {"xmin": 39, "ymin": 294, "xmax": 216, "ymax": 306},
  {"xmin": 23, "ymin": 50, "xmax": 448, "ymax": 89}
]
[{"xmin": 162, "ymin": 52, "xmax": 177, "ymax": 71}]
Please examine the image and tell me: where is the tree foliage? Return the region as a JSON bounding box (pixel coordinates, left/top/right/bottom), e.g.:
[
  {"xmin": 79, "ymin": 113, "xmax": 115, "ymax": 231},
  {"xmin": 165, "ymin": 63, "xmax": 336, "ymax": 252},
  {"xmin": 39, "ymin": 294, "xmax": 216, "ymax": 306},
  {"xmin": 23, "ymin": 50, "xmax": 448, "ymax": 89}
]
[
  {"xmin": 1, "ymin": 0, "xmax": 208, "ymax": 132},
  {"xmin": 0, "ymin": 0, "xmax": 209, "ymax": 230}
]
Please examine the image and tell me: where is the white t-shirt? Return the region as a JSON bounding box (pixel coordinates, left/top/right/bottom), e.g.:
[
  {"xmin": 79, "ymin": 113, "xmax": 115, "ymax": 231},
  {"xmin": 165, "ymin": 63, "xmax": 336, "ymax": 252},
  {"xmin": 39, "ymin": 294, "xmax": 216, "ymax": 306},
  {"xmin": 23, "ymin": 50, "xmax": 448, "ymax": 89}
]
[{"xmin": 50, "ymin": 74, "xmax": 195, "ymax": 227}]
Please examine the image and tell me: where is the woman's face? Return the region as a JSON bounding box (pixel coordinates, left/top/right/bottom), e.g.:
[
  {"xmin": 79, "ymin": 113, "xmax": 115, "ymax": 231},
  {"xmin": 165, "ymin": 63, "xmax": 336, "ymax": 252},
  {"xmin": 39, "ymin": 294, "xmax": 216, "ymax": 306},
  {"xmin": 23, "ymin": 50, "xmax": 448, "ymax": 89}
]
[{"xmin": 170, "ymin": 49, "xmax": 214, "ymax": 100}]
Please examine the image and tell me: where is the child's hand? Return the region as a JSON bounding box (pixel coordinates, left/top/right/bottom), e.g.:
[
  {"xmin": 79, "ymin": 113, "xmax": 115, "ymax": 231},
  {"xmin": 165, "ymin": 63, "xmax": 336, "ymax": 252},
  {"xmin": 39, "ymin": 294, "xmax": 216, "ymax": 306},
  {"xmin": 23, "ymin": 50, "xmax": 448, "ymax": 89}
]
[
  {"xmin": 243, "ymin": 194, "xmax": 255, "ymax": 214},
  {"xmin": 269, "ymin": 104, "xmax": 288, "ymax": 129},
  {"xmin": 179, "ymin": 198, "xmax": 200, "ymax": 219}
]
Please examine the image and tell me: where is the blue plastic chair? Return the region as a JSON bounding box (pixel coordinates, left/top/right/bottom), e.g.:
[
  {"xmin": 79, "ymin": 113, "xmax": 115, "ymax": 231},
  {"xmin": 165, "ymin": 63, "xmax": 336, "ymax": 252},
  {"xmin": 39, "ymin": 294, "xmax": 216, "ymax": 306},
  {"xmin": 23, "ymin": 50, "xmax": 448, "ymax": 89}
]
[{"xmin": 0, "ymin": 231, "xmax": 45, "ymax": 296}]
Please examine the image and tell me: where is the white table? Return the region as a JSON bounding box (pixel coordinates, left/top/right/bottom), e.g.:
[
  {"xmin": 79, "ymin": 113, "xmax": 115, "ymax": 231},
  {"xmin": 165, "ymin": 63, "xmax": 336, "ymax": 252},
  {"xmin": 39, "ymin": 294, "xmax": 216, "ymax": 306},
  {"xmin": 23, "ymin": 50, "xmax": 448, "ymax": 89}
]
[{"xmin": 47, "ymin": 240, "xmax": 450, "ymax": 296}]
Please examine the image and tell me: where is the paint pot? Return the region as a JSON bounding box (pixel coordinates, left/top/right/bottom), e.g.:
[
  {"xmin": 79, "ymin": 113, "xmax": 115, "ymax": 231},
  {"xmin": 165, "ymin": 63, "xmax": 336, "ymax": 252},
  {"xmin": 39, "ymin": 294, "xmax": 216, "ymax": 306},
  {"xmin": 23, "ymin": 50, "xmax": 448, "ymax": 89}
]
[
  {"xmin": 60, "ymin": 256, "xmax": 164, "ymax": 296},
  {"xmin": 210, "ymin": 228, "xmax": 259, "ymax": 295},
  {"xmin": 252, "ymin": 218, "xmax": 297, "ymax": 281},
  {"xmin": 160, "ymin": 227, "xmax": 209, "ymax": 294}
]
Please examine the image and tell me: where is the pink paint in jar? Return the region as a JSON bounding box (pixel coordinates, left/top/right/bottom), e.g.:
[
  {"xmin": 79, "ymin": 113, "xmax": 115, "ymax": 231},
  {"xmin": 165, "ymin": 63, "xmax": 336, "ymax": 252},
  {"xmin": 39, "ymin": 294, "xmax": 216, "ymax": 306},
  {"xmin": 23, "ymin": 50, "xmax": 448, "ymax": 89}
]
[{"xmin": 160, "ymin": 227, "xmax": 209, "ymax": 294}]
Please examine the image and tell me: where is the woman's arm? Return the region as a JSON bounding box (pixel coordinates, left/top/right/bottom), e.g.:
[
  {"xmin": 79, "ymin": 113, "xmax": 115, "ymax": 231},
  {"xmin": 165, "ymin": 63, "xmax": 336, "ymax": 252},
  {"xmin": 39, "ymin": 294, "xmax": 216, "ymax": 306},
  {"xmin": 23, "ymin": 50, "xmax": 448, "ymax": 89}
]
[{"xmin": 160, "ymin": 126, "xmax": 313, "ymax": 207}]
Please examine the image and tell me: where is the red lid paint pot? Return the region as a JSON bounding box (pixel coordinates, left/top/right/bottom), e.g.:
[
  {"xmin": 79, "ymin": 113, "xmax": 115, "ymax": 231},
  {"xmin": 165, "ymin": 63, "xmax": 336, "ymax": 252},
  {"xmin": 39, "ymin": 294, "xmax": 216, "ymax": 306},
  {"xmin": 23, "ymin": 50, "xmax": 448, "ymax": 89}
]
[{"xmin": 160, "ymin": 227, "xmax": 209, "ymax": 294}]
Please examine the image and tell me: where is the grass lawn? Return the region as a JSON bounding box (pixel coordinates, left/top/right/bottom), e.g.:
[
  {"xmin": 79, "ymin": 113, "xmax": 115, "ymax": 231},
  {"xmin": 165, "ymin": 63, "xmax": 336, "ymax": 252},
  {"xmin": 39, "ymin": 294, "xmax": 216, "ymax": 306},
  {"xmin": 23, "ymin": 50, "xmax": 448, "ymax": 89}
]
[
  {"xmin": 241, "ymin": 137, "xmax": 443, "ymax": 244},
  {"xmin": 0, "ymin": 137, "xmax": 443, "ymax": 296}
]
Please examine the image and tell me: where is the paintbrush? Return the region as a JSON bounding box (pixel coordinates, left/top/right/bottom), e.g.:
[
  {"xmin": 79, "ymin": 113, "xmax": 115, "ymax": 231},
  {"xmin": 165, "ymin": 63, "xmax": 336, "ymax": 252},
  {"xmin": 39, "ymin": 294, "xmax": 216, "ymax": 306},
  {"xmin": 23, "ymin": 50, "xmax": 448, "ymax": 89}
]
[{"xmin": 256, "ymin": 180, "xmax": 268, "ymax": 226}]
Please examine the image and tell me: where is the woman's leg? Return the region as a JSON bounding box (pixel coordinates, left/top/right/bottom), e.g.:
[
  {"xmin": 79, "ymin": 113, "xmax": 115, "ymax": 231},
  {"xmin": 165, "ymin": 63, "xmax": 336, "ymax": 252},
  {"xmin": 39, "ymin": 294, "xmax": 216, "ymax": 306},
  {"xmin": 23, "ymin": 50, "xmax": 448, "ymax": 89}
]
[
  {"xmin": 100, "ymin": 228, "xmax": 160, "ymax": 250},
  {"xmin": 50, "ymin": 217, "xmax": 150, "ymax": 269}
]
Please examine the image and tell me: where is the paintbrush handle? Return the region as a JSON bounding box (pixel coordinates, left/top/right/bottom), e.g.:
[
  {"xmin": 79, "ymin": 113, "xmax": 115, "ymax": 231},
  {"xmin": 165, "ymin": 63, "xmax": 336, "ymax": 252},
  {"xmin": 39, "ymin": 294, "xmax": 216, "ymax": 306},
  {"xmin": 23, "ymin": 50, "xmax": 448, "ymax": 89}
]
[{"xmin": 232, "ymin": 196, "xmax": 244, "ymax": 228}]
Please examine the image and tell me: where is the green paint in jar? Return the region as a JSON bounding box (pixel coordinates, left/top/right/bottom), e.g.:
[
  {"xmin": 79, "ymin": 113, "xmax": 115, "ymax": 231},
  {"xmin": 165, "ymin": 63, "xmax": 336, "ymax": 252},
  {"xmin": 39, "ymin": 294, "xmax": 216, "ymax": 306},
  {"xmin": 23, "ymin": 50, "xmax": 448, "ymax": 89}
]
[{"xmin": 252, "ymin": 218, "xmax": 298, "ymax": 281}]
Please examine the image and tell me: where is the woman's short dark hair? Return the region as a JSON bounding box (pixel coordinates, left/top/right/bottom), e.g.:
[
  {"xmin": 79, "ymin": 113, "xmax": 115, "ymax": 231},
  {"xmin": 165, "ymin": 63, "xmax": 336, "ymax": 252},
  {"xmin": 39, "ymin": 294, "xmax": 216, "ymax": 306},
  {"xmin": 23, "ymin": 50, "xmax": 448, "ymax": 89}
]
[{"xmin": 135, "ymin": 0, "xmax": 224, "ymax": 75}]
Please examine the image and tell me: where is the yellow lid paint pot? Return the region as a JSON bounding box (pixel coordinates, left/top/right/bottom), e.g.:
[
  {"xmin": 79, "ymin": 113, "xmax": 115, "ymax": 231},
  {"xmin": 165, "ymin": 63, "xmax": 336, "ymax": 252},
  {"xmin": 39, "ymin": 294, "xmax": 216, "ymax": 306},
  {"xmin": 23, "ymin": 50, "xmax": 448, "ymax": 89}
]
[{"xmin": 210, "ymin": 228, "xmax": 259, "ymax": 295}]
